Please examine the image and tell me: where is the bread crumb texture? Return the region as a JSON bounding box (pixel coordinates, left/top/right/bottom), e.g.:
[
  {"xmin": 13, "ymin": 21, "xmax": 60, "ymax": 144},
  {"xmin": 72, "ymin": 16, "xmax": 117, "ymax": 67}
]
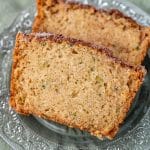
[
  {"xmin": 32, "ymin": 0, "xmax": 150, "ymax": 65},
  {"xmin": 10, "ymin": 33, "xmax": 145, "ymax": 139}
]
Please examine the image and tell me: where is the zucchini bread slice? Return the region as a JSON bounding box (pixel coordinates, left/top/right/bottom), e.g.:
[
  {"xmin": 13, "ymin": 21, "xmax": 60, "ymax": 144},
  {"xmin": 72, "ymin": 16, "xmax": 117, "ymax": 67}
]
[
  {"xmin": 32, "ymin": 0, "xmax": 150, "ymax": 66},
  {"xmin": 10, "ymin": 33, "xmax": 145, "ymax": 139}
]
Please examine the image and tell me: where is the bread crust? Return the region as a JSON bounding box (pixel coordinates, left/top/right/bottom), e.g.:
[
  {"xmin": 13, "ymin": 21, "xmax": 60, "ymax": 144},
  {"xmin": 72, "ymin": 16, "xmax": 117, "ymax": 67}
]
[
  {"xmin": 10, "ymin": 33, "xmax": 146, "ymax": 139},
  {"xmin": 19, "ymin": 33, "xmax": 142, "ymax": 69}
]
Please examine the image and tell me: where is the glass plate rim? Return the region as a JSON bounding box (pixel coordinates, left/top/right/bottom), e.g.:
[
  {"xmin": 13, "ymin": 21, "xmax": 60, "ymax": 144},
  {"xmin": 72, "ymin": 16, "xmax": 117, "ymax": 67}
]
[{"xmin": 0, "ymin": 0, "xmax": 150, "ymax": 149}]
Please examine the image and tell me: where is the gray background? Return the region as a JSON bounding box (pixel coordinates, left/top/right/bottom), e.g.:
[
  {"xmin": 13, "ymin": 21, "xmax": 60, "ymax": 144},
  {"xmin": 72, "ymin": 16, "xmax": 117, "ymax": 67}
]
[{"xmin": 0, "ymin": 0, "xmax": 150, "ymax": 149}]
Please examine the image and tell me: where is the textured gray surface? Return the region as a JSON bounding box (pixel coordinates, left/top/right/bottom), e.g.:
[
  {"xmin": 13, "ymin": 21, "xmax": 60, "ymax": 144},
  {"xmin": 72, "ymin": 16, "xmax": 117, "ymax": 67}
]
[
  {"xmin": 0, "ymin": 0, "xmax": 33, "ymax": 33},
  {"xmin": 0, "ymin": 0, "xmax": 149, "ymax": 149}
]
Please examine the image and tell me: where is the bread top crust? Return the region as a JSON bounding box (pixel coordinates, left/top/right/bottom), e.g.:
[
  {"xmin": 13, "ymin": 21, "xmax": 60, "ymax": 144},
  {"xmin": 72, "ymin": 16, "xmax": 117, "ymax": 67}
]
[{"xmin": 22, "ymin": 32, "xmax": 145, "ymax": 70}]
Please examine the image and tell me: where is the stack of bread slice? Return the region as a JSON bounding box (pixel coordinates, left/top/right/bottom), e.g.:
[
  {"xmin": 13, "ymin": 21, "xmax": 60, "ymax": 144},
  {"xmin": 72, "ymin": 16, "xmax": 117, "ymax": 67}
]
[{"xmin": 10, "ymin": 0, "xmax": 150, "ymax": 139}]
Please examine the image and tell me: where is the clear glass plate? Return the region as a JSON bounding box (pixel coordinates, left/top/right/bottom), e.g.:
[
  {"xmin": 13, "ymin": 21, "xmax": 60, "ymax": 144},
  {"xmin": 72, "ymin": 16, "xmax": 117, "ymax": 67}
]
[{"xmin": 0, "ymin": 0, "xmax": 150, "ymax": 149}]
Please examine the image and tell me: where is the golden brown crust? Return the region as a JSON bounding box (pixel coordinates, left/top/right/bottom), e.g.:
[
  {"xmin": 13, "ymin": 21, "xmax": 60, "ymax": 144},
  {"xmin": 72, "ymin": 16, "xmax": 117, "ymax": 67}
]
[
  {"xmin": 10, "ymin": 33, "xmax": 146, "ymax": 139},
  {"xmin": 140, "ymin": 27, "xmax": 150, "ymax": 63},
  {"xmin": 21, "ymin": 32, "xmax": 139, "ymax": 69},
  {"xmin": 9, "ymin": 33, "xmax": 30, "ymax": 115}
]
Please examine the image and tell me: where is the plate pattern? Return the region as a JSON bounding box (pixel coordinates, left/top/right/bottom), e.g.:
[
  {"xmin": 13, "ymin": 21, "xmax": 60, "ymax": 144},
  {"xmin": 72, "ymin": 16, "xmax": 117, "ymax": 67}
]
[{"xmin": 0, "ymin": 0, "xmax": 150, "ymax": 149}]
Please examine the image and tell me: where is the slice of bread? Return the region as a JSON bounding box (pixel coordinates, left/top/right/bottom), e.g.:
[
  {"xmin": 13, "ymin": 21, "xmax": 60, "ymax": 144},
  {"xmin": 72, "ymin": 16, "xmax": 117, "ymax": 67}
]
[
  {"xmin": 10, "ymin": 33, "xmax": 145, "ymax": 139},
  {"xmin": 32, "ymin": 0, "xmax": 150, "ymax": 66}
]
